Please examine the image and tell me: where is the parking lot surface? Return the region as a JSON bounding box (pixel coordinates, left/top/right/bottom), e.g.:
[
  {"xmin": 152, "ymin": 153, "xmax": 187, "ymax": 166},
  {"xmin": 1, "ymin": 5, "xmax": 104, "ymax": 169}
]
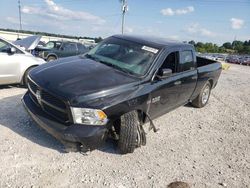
[{"xmin": 0, "ymin": 64, "xmax": 249, "ymax": 188}]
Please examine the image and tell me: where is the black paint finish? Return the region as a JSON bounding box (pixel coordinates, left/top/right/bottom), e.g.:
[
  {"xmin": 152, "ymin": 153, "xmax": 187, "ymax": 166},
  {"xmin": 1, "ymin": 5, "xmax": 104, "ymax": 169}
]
[{"xmin": 23, "ymin": 35, "xmax": 222, "ymax": 149}]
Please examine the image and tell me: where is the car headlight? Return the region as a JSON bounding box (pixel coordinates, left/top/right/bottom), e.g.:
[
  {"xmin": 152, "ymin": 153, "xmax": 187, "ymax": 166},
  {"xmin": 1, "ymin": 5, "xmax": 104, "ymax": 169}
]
[{"xmin": 70, "ymin": 107, "xmax": 108, "ymax": 125}]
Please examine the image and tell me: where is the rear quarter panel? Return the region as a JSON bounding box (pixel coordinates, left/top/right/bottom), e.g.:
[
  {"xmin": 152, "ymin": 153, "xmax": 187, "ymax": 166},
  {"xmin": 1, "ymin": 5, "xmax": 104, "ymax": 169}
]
[{"xmin": 191, "ymin": 62, "xmax": 222, "ymax": 100}]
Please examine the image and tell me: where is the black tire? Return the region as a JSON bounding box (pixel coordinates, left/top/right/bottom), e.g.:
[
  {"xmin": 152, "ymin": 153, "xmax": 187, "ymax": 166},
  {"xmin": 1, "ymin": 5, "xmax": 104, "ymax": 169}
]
[
  {"xmin": 191, "ymin": 81, "xmax": 211, "ymax": 108},
  {"xmin": 23, "ymin": 67, "xmax": 35, "ymax": 87},
  {"xmin": 47, "ymin": 56, "xmax": 56, "ymax": 62},
  {"xmin": 118, "ymin": 111, "xmax": 140, "ymax": 154}
]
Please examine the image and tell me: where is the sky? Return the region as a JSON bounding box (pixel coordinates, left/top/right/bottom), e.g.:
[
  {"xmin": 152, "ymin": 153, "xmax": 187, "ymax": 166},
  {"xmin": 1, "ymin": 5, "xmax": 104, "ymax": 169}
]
[{"xmin": 0, "ymin": 0, "xmax": 249, "ymax": 45}]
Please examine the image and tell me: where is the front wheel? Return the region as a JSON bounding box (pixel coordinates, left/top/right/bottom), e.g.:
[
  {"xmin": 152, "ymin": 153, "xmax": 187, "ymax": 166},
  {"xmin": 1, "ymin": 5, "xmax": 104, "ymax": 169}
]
[
  {"xmin": 118, "ymin": 111, "xmax": 143, "ymax": 154},
  {"xmin": 191, "ymin": 81, "xmax": 211, "ymax": 108}
]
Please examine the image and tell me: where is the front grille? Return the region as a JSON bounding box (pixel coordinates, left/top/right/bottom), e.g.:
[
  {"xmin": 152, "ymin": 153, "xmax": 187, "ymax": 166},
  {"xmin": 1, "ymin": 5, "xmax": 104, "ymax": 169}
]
[
  {"xmin": 27, "ymin": 78, "xmax": 69, "ymax": 123},
  {"xmin": 41, "ymin": 91, "xmax": 66, "ymax": 109}
]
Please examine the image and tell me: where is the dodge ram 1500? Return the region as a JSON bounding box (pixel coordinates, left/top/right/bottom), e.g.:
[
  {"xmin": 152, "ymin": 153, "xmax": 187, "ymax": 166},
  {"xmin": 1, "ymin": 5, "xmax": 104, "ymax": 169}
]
[{"xmin": 22, "ymin": 35, "xmax": 222, "ymax": 154}]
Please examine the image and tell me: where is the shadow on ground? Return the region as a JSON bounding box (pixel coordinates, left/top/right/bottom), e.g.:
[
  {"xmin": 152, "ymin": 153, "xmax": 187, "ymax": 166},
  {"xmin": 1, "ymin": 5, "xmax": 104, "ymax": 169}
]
[{"xmin": 0, "ymin": 93, "xmax": 118, "ymax": 154}]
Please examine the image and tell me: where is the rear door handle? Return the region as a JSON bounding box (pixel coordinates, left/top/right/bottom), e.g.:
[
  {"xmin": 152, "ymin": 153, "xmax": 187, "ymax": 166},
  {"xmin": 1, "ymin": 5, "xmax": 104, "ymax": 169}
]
[
  {"xmin": 192, "ymin": 76, "xmax": 198, "ymax": 80},
  {"xmin": 174, "ymin": 81, "xmax": 182, "ymax": 85}
]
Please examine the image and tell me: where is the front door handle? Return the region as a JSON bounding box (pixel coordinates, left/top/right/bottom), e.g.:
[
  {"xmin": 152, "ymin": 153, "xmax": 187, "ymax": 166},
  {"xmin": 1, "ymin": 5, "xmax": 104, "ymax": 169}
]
[
  {"xmin": 174, "ymin": 81, "xmax": 182, "ymax": 85},
  {"xmin": 191, "ymin": 76, "xmax": 198, "ymax": 80}
]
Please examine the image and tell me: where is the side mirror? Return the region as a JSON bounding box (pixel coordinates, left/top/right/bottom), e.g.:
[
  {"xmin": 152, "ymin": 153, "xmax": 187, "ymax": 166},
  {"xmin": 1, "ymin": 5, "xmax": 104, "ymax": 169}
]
[
  {"xmin": 156, "ymin": 68, "xmax": 172, "ymax": 79},
  {"xmin": 7, "ymin": 47, "xmax": 16, "ymax": 54}
]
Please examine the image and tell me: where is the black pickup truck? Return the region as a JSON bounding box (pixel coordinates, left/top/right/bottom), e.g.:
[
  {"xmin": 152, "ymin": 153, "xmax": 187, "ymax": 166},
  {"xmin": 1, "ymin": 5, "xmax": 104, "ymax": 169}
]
[{"xmin": 22, "ymin": 35, "xmax": 222, "ymax": 154}]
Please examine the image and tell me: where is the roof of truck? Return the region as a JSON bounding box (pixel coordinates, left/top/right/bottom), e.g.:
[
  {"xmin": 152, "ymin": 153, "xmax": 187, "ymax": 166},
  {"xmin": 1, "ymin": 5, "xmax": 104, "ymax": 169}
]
[{"xmin": 113, "ymin": 34, "xmax": 193, "ymax": 49}]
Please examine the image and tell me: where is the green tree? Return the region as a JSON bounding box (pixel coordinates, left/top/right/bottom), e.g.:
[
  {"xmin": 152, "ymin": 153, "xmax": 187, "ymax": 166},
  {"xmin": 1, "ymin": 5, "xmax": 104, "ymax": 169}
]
[{"xmin": 223, "ymin": 42, "xmax": 232, "ymax": 49}]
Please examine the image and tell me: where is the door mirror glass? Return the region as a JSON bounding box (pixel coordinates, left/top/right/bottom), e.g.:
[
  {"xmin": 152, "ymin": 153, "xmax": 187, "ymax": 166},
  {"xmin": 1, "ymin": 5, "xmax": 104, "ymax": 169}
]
[
  {"xmin": 157, "ymin": 68, "xmax": 172, "ymax": 79},
  {"xmin": 7, "ymin": 47, "xmax": 16, "ymax": 54},
  {"xmin": 10, "ymin": 47, "xmax": 16, "ymax": 54}
]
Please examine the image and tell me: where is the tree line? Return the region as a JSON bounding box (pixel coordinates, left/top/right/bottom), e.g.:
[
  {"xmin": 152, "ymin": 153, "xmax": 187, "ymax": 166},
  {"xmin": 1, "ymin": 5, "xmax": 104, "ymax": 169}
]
[{"xmin": 188, "ymin": 40, "xmax": 250, "ymax": 54}]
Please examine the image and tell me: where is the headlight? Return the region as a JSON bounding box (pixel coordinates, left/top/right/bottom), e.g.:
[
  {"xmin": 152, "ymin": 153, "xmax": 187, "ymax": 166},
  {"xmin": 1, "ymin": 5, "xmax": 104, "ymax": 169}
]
[{"xmin": 70, "ymin": 107, "xmax": 108, "ymax": 125}]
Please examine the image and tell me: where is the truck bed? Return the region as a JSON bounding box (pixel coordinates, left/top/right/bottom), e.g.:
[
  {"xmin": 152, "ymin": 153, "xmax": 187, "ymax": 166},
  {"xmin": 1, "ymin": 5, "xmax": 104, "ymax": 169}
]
[
  {"xmin": 190, "ymin": 56, "xmax": 222, "ymax": 101},
  {"xmin": 196, "ymin": 56, "xmax": 218, "ymax": 67}
]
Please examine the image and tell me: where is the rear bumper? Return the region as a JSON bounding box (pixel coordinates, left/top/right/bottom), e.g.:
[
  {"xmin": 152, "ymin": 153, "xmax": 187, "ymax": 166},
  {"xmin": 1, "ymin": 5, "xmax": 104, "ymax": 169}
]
[{"xmin": 22, "ymin": 92, "xmax": 108, "ymax": 150}]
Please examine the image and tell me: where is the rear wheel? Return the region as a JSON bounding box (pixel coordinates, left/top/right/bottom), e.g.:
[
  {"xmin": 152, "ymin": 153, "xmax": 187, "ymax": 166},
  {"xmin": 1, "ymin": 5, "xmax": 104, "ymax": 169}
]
[
  {"xmin": 191, "ymin": 81, "xmax": 211, "ymax": 108},
  {"xmin": 118, "ymin": 111, "xmax": 143, "ymax": 154}
]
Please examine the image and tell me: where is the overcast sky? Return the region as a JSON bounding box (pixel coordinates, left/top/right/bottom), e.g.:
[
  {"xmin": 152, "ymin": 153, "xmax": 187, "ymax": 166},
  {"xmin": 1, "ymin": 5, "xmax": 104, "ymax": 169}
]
[{"xmin": 0, "ymin": 0, "xmax": 249, "ymax": 45}]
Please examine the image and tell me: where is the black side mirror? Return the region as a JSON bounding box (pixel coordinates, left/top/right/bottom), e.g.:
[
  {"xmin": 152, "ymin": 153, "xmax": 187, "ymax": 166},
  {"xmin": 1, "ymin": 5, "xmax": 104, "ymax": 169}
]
[
  {"xmin": 156, "ymin": 68, "xmax": 172, "ymax": 79},
  {"xmin": 7, "ymin": 47, "xmax": 16, "ymax": 55}
]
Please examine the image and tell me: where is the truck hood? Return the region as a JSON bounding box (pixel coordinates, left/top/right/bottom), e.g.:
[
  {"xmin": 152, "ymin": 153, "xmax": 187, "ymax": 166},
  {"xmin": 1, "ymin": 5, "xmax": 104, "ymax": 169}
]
[{"xmin": 29, "ymin": 56, "xmax": 139, "ymax": 101}]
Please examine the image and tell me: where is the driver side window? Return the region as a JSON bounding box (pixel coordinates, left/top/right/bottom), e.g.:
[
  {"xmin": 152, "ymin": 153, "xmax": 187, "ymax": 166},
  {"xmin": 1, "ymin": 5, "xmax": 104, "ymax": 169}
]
[{"xmin": 160, "ymin": 51, "xmax": 179, "ymax": 73}]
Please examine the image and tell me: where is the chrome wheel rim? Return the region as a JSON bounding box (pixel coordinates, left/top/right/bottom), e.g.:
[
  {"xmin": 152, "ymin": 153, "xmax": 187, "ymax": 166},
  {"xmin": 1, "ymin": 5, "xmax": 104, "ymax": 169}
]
[{"xmin": 202, "ymin": 85, "xmax": 210, "ymax": 105}]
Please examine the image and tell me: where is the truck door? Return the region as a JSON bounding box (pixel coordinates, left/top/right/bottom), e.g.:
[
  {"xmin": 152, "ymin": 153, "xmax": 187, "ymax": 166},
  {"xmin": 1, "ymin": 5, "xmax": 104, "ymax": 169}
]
[
  {"xmin": 148, "ymin": 49, "xmax": 197, "ymax": 119},
  {"xmin": 176, "ymin": 49, "xmax": 197, "ymax": 105},
  {"xmin": 148, "ymin": 50, "xmax": 183, "ymax": 119}
]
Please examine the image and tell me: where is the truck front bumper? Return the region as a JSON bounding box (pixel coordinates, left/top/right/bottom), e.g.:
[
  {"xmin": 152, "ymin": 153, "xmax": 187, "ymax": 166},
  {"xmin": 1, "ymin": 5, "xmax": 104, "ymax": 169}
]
[{"xmin": 22, "ymin": 92, "xmax": 108, "ymax": 151}]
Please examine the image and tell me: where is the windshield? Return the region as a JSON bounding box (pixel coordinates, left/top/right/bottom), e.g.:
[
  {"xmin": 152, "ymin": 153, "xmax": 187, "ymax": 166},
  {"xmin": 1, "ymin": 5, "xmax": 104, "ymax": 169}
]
[{"xmin": 86, "ymin": 37, "xmax": 159, "ymax": 76}]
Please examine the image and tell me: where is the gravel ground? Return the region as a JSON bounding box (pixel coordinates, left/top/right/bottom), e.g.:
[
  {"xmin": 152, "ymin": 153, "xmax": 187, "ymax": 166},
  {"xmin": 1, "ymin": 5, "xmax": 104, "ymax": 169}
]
[{"xmin": 0, "ymin": 64, "xmax": 249, "ymax": 188}]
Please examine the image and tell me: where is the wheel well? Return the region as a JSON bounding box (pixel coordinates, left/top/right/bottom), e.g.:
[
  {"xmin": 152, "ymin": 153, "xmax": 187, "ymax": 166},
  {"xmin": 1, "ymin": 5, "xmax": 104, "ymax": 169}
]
[
  {"xmin": 208, "ymin": 79, "xmax": 213, "ymax": 88},
  {"xmin": 47, "ymin": 54, "xmax": 57, "ymax": 60},
  {"xmin": 113, "ymin": 110, "xmax": 146, "ymax": 134},
  {"xmin": 21, "ymin": 65, "xmax": 38, "ymax": 84},
  {"xmin": 137, "ymin": 110, "xmax": 147, "ymax": 124}
]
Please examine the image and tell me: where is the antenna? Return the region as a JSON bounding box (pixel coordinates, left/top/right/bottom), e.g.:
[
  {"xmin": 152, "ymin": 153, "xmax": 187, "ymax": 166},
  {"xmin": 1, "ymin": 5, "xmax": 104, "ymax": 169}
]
[
  {"xmin": 18, "ymin": 0, "xmax": 22, "ymax": 31},
  {"xmin": 121, "ymin": 0, "xmax": 128, "ymax": 34}
]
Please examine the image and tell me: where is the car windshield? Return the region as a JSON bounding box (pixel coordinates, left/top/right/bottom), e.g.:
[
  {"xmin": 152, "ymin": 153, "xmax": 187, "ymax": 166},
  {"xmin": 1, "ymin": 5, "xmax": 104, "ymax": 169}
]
[{"xmin": 86, "ymin": 37, "xmax": 159, "ymax": 76}]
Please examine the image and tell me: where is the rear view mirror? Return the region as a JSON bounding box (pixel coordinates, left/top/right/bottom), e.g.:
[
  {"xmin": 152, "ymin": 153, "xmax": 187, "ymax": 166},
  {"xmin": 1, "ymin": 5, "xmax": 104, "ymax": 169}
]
[{"xmin": 157, "ymin": 68, "xmax": 172, "ymax": 79}]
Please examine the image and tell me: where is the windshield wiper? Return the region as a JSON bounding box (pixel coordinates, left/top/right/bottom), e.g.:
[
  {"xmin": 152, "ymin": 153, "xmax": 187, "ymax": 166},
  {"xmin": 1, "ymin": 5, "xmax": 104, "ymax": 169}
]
[
  {"xmin": 101, "ymin": 61, "xmax": 134, "ymax": 75},
  {"xmin": 85, "ymin": 54, "xmax": 135, "ymax": 76}
]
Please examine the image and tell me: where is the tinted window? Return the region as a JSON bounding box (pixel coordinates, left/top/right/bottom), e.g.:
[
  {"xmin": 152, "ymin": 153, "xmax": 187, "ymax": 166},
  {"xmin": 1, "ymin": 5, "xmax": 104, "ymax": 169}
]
[
  {"xmin": 160, "ymin": 52, "xmax": 179, "ymax": 73},
  {"xmin": 179, "ymin": 50, "xmax": 194, "ymax": 72},
  {"xmin": 63, "ymin": 43, "xmax": 77, "ymax": 52},
  {"xmin": 77, "ymin": 43, "xmax": 87, "ymax": 52}
]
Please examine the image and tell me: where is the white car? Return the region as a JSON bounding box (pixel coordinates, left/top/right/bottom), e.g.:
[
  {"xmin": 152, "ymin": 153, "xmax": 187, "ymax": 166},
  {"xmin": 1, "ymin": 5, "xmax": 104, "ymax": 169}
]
[{"xmin": 0, "ymin": 36, "xmax": 45, "ymax": 86}]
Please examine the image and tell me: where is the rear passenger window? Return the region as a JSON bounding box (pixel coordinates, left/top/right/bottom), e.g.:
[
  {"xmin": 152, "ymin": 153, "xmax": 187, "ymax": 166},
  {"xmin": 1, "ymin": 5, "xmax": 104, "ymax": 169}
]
[
  {"xmin": 179, "ymin": 50, "xmax": 194, "ymax": 72},
  {"xmin": 64, "ymin": 43, "xmax": 77, "ymax": 52},
  {"xmin": 77, "ymin": 43, "xmax": 87, "ymax": 51}
]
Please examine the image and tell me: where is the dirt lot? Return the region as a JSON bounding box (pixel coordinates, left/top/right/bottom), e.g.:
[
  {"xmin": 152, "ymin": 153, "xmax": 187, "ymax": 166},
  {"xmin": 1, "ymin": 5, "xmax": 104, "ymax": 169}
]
[{"xmin": 0, "ymin": 64, "xmax": 249, "ymax": 188}]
